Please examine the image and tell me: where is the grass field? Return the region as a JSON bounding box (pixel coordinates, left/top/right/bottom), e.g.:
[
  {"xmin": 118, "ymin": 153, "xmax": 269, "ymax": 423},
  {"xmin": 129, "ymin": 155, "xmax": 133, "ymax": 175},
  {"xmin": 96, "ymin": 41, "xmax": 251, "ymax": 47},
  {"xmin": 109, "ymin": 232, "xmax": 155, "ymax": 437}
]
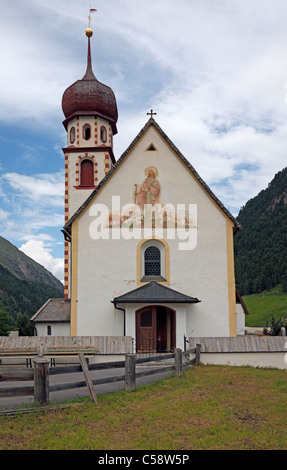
[
  {"xmin": 243, "ymin": 290, "xmax": 287, "ymax": 327},
  {"xmin": 0, "ymin": 364, "xmax": 286, "ymax": 450}
]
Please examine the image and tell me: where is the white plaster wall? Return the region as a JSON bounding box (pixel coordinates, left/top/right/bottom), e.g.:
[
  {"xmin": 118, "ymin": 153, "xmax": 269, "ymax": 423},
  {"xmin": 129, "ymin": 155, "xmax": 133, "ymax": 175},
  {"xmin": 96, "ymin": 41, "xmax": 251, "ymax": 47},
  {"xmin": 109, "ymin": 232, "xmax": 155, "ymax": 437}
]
[
  {"xmin": 34, "ymin": 323, "xmax": 70, "ymax": 337},
  {"xmin": 199, "ymin": 352, "xmax": 287, "ymax": 369},
  {"xmin": 236, "ymin": 304, "xmax": 246, "ymax": 335},
  {"xmin": 74, "ymin": 126, "xmax": 234, "ymax": 340}
]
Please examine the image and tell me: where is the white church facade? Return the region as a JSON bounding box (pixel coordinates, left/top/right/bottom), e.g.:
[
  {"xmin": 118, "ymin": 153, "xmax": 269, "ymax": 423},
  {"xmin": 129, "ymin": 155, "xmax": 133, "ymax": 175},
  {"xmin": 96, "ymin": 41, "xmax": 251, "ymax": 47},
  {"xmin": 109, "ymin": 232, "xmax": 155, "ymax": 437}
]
[{"xmin": 31, "ymin": 26, "xmax": 246, "ymax": 351}]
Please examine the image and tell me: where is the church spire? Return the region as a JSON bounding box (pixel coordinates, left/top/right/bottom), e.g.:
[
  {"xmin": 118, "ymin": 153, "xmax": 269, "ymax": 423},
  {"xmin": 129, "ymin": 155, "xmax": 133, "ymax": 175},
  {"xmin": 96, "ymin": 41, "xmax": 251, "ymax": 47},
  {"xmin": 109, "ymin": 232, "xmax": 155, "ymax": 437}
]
[
  {"xmin": 61, "ymin": 7, "xmax": 118, "ymax": 133},
  {"xmin": 82, "ymin": 28, "xmax": 96, "ymax": 80},
  {"xmin": 82, "ymin": 7, "xmax": 97, "ymax": 79}
]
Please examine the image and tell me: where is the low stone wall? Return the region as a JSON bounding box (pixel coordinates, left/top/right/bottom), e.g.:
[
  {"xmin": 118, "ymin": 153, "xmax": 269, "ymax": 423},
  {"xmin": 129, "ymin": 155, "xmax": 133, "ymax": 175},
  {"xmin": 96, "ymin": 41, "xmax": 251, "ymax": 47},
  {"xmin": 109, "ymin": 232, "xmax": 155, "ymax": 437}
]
[
  {"xmin": 189, "ymin": 336, "xmax": 287, "ymax": 370},
  {"xmin": 0, "ymin": 336, "xmax": 133, "ymax": 355}
]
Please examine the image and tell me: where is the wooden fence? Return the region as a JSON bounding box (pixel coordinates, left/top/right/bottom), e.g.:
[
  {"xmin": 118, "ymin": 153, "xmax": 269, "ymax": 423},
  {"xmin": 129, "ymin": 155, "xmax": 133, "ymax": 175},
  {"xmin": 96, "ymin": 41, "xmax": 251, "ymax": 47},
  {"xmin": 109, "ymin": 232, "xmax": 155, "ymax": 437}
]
[
  {"xmin": 0, "ymin": 336, "xmax": 132, "ymax": 355},
  {"xmin": 0, "ymin": 345, "xmax": 201, "ymax": 408}
]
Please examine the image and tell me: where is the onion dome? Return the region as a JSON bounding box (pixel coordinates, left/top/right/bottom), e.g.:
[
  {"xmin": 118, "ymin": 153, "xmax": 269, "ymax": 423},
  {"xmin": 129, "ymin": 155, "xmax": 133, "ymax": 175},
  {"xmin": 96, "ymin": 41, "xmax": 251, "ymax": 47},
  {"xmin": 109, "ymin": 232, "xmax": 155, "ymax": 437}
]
[{"xmin": 62, "ymin": 28, "xmax": 118, "ymax": 134}]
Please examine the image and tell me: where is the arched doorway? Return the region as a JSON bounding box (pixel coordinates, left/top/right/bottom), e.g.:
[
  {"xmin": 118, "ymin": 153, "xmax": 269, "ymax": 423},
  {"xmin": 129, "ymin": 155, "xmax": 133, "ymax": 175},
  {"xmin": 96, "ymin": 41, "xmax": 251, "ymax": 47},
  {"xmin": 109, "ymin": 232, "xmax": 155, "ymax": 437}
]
[{"xmin": 136, "ymin": 306, "xmax": 176, "ymax": 353}]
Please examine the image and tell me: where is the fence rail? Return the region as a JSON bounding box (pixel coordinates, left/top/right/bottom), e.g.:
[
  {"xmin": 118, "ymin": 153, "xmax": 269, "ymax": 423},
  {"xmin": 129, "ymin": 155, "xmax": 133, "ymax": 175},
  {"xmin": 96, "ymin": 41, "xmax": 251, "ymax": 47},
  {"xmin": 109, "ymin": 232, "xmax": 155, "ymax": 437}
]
[{"xmin": 0, "ymin": 344, "xmax": 201, "ymax": 407}]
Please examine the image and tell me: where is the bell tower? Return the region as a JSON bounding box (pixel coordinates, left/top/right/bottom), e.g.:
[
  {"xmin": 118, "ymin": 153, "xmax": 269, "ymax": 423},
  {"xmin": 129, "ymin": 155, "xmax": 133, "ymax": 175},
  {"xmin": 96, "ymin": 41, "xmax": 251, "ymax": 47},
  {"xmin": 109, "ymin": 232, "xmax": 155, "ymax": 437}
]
[{"xmin": 61, "ymin": 24, "xmax": 118, "ymax": 299}]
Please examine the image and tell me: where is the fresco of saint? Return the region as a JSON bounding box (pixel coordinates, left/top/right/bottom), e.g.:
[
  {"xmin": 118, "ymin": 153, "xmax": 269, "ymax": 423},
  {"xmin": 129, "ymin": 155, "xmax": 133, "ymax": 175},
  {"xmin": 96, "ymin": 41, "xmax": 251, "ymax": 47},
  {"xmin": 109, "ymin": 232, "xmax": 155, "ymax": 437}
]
[{"xmin": 134, "ymin": 167, "xmax": 161, "ymax": 212}]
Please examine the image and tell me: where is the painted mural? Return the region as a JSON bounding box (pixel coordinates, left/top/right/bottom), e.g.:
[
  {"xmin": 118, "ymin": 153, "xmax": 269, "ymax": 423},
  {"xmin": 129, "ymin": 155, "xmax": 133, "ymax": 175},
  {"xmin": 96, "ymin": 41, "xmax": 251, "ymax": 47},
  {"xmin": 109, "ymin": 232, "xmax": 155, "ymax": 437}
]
[
  {"xmin": 106, "ymin": 166, "xmax": 197, "ymax": 230},
  {"xmin": 133, "ymin": 166, "xmax": 161, "ymax": 210}
]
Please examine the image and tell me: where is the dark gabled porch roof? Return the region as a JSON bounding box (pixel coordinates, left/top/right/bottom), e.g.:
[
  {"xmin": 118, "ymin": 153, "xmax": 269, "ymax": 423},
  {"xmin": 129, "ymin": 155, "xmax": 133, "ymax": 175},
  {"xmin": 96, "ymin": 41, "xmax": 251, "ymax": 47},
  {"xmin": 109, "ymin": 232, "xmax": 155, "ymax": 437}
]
[{"xmin": 112, "ymin": 282, "xmax": 200, "ymax": 305}]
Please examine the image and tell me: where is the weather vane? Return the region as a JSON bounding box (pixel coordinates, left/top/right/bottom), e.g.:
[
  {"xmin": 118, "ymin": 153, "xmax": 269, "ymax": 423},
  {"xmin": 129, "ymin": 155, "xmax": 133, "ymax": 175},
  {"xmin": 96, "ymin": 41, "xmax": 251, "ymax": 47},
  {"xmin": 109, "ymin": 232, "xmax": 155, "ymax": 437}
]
[{"xmin": 88, "ymin": 6, "xmax": 97, "ymax": 28}]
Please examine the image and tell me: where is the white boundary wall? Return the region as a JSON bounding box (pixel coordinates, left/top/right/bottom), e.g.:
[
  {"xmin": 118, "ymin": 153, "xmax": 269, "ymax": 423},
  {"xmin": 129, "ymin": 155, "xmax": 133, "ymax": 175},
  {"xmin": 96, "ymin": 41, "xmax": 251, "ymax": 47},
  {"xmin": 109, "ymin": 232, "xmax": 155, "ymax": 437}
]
[{"xmin": 189, "ymin": 336, "xmax": 287, "ymax": 370}]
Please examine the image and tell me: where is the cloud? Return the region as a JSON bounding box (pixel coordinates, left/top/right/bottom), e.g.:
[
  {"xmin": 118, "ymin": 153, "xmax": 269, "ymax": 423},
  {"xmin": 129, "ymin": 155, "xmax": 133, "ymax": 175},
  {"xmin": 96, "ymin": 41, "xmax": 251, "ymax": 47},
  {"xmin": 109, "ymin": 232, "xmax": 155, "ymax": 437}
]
[
  {"xmin": 0, "ymin": 171, "xmax": 64, "ymax": 255},
  {"xmin": 1, "ymin": 0, "xmax": 287, "ymax": 267},
  {"xmin": 0, "ymin": 209, "xmax": 10, "ymax": 221},
  {"xmin": 2, "ymin": 172, "xmax": 64, "ymax": 202},
  {"xmin": 19, "ymin": 240, "xmax": 64, "ymax": 283}
]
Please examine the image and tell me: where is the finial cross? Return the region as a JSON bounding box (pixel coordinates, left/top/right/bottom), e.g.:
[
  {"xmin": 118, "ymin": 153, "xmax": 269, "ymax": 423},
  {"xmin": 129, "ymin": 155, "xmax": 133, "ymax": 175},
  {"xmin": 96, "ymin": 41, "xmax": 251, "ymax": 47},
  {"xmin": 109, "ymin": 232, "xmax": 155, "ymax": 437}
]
[{"xmin": 147, "ymin": 109, "xmax": 157, "ymax": 119}]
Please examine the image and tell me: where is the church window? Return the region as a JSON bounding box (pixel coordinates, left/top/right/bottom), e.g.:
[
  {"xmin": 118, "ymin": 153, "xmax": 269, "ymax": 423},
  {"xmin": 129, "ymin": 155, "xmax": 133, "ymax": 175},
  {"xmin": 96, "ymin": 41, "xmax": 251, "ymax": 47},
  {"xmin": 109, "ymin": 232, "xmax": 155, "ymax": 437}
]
[
  {"xmin": 70, "ymin": 127, "xmax": 75, "ymax": 144},
  {"xmin": 101, "ymin": 126, "xmax": 107, "ymax": 143},
  {"xmin": 47, "ymin": 325, "xmax": 52, "ymax": 336},
  {"xmin": 144, "ymin": 246, "xmax": 161, "ymax": 276},
  {"xmin": 80, "ymin": 159, "xmax": 94, "ymax": 186},
  {"xmin": 83, "ymin": 124, "xmax": 91, "ymax": 141},
  {"xmin": 139, "ymin": 239, "xmax": 167, "ymax": 282}
]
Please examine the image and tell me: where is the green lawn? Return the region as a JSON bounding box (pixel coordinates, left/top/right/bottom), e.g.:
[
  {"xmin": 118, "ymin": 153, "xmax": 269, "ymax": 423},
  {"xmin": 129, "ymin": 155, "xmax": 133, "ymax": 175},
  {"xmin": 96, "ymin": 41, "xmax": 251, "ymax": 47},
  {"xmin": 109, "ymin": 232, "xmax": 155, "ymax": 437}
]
[
  {"xmin": 0, "ymin": 365, "xmax": 286, "ymax": 450},
  {"xmin": 243, "ymin": 291, "xmax": 287, "ymax": 327}
]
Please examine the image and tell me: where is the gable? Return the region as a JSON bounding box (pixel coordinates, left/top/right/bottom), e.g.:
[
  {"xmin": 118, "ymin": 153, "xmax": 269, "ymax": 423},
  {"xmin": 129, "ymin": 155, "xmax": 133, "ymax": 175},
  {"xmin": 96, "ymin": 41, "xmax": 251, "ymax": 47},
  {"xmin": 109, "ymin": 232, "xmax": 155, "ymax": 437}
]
[{"xmin": 63, "ymin": 118, "xmax": 241, "ymax": 234}]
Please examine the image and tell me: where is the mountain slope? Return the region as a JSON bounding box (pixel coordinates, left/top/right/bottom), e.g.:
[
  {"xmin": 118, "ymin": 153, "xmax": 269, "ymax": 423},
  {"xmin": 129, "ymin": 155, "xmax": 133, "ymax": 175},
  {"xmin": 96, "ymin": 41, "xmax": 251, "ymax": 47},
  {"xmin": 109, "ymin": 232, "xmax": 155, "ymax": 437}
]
[
  {"xmin": 234, "ymin": 167, "xmax": 287, "ymax": 295},
  {"xmin": 0, "ymin": 236, "xmax": 64, "ymax": 319},
  {"xmin": 0, "ymin": 236, "xmax": 63, "ymax": 292}
]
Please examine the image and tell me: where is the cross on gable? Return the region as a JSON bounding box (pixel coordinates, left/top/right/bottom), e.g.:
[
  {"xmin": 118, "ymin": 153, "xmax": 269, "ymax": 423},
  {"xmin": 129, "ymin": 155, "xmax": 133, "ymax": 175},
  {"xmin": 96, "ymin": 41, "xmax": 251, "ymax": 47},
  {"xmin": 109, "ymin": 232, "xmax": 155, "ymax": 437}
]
[{"xmin": 147, "ymin": 109, "xmax": 157, "ymax": 118}]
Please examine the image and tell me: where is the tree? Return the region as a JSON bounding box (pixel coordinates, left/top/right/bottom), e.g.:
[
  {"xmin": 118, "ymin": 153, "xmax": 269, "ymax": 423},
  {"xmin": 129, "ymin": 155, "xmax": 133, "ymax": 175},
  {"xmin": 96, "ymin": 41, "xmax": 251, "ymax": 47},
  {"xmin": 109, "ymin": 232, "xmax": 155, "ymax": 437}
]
[
  {"xmin": 0, "ymin": 305, "xmax": 15, "ymax": 336},
  {"xmin": 281, "ymin": 275, "xmax": 287, "ymax": 293},
  {"xmin": 16, "ymin": 313, "xmax": 34, "ymax": 336}
]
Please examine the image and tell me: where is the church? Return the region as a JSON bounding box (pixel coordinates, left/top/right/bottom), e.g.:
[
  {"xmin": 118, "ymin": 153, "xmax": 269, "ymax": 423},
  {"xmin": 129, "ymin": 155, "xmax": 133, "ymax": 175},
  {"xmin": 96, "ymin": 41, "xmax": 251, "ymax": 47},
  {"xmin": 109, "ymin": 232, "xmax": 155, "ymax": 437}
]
[{"xmin": 31, "ymin": 25, "xmax": 246, "ymax": 351}]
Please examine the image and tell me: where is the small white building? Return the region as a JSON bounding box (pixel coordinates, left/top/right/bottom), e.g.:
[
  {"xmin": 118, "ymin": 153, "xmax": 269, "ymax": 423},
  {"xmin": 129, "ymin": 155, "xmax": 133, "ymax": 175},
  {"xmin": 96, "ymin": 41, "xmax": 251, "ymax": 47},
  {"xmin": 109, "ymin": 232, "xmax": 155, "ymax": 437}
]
[
  {"xmin": 31, "ymin": 299, "xmax": 71, "ymax": 337},
  {"xmin": 32, "ymin": 27, "xmax": 247, "ymax": 350}
]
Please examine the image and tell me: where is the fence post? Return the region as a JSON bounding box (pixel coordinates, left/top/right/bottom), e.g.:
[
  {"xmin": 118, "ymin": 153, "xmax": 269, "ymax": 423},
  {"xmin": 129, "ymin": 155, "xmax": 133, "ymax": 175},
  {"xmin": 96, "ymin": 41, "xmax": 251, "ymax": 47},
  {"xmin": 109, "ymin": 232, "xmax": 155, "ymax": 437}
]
[
  {"xmin": 195, "ymin": 343, "xmax": 201, "ymax": 364},
  {"xmin": 125, "ymin": 354, "xmax": 136, "ymax": 392},
  {"xmin": 33, "ymin": 357, "xmax": 49, "ymax": 405},
  {"xmin": 175, "ymin": 348, "xmax": 182, "ymax": 377}
]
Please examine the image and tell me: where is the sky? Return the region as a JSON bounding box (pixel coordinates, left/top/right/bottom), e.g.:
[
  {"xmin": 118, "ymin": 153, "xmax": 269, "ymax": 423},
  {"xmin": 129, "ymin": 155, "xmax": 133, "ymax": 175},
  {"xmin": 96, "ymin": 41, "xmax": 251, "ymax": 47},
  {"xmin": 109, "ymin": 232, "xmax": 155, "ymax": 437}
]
[{"xmin": 1, "ymin": 0, "xmax": 287, "ymax": 283}]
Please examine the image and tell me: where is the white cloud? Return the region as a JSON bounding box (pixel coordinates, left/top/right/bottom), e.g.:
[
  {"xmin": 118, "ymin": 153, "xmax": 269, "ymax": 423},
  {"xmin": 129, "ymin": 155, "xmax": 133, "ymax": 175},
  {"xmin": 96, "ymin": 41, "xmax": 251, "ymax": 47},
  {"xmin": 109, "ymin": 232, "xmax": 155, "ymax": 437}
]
[
  {"xmin": 2, "ymin": 172, "xmax": 64, "ymax": 202},
  {"xmin": 19, "ymin": 240, "xmax": 64, "ymax": 283},
  {"xmin": 0, "ymin": 209, "xmax": 10, "ymax": 221},
  {"xmin": 0, "ymin": 171, "xmax": 64, "ymax": 258},
  {"xmin": 1, "ymin": 0, "xmax": 287, "ymax": 262}
]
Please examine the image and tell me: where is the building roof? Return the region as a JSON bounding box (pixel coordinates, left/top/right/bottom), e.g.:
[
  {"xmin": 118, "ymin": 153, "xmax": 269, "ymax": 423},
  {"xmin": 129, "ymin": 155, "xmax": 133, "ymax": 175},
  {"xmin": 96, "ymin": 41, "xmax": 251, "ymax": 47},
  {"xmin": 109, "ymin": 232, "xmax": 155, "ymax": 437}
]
[
  {"xmin": 189, "ymin": 336, "xmax": 287, "ymax": 352},
  {"xmin": 30, "ymin": 298, "xmax": 71, "ymax": 323},
  {"xmin": 63, "ymin": 117, "xmax": 242, "ymax": 235},
  {"xmin": 112, "ymin": 281, "xmax": 200, "ymax": 304},
  {"xmin": 236, "ymin": 287, "xmax": 249, "ymax": 315}
]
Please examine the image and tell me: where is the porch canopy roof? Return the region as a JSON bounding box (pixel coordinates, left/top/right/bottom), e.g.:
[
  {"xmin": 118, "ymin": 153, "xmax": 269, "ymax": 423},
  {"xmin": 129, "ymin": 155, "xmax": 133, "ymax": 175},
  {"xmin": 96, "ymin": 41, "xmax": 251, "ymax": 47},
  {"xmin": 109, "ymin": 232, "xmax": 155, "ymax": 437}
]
[{"xmin": 112, "ymin": 282, "xmax": 200, "ymax": 305}]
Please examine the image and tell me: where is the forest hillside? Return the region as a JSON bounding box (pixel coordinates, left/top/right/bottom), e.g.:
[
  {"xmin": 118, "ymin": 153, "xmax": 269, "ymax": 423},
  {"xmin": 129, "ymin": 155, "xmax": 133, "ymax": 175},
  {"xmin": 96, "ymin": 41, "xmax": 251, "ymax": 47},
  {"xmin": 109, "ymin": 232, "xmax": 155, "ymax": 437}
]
[
  {"xmin": 234, "ymin": 167, "xmax": 287, "ymax": 295},
  {"xmin": 0, "ymin": 236, "xmax": 63, "ymax": 323}
]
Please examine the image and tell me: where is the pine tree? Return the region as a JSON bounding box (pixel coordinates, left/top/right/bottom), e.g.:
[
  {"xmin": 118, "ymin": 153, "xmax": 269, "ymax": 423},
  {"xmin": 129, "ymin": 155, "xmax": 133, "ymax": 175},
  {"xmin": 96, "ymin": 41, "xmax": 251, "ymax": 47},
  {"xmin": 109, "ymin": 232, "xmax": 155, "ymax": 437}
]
[{"xmin": 0, "ymin": 305, "xmax": 15, "ymax": 336}]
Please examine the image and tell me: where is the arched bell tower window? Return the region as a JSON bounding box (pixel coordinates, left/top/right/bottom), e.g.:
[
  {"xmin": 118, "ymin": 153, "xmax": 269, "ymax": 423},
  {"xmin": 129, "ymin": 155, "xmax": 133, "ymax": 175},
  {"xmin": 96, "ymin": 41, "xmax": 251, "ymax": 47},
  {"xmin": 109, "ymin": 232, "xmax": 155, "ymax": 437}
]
[
  {"xmin": 70, "ymin": 127, "xmax": 75, "ymax": 144},
  {"xmin": 83, "ymin": 124, "xmax": 91, "ymax": 141},
  {"xmin": 100, "ymin": 126, "xmax": 107, "ymax": 143},
  {"xmin": 80, "ymin": 159, "xmax": 94, "ymax": 186}
]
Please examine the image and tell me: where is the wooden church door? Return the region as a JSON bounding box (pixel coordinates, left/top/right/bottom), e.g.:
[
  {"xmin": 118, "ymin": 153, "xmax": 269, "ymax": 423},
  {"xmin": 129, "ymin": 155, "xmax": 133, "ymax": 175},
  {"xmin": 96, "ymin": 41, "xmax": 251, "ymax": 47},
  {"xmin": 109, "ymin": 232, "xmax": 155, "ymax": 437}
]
[{"xmin": 136, "ymin": 306, "xmax": 176, "ymax": 353}]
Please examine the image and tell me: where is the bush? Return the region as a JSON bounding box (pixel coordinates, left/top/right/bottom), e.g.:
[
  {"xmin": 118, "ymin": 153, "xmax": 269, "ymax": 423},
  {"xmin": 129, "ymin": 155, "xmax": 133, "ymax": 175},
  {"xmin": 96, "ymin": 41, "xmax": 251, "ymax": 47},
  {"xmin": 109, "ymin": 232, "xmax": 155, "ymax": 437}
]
[{"xmin": 263, "ymin": 315, "xmax": 287, "ymax": 336}]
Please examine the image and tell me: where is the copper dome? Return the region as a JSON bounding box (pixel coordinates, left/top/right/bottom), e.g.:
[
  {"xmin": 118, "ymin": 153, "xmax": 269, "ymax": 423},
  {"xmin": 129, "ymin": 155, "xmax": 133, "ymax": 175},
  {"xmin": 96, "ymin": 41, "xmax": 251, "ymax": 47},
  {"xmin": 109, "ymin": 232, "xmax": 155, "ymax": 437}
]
[{"xmin": 62, "ymin": 36, "xmax": 118, "ymax": 134}]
